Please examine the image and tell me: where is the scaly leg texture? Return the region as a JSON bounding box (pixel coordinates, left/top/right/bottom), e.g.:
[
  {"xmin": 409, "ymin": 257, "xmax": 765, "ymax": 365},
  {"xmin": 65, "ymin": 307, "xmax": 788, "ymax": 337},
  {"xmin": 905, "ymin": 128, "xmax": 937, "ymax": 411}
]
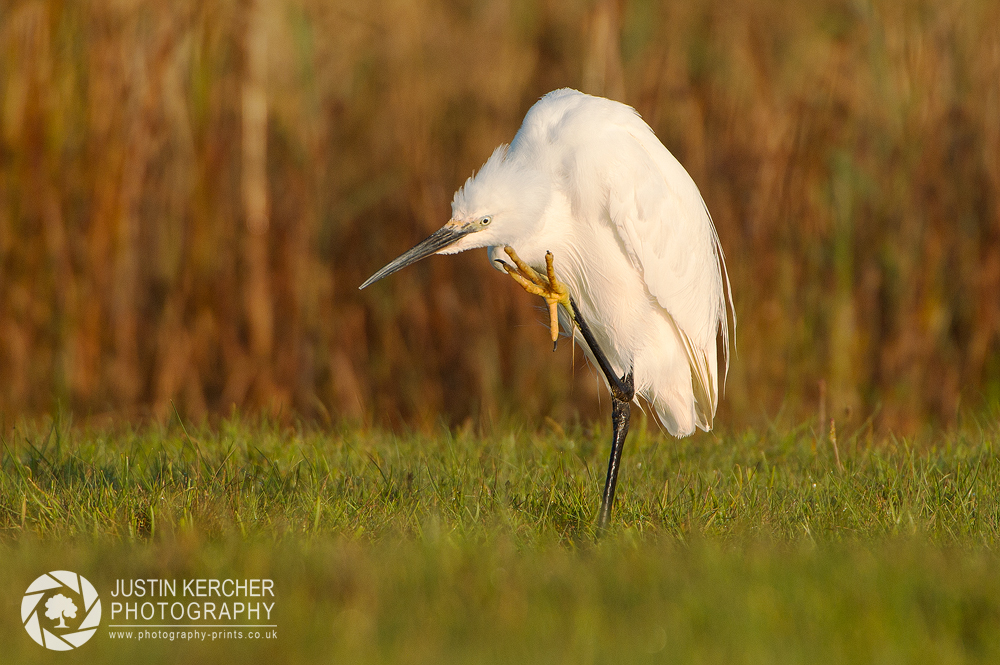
[{"xmin": 597, "ymin": 370, "xmax": 634, "ymax": 532}]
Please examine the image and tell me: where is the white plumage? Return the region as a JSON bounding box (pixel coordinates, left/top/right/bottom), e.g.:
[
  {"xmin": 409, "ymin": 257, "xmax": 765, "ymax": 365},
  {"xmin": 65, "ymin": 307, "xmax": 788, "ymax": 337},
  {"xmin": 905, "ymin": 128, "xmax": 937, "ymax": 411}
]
[
  {"xmin": 362, "ymin": 88, "xmax": 734, "ymax": 438},
  {"xmin": 445, "ymin": 89, "xmax": 734, "ymax": 436}
]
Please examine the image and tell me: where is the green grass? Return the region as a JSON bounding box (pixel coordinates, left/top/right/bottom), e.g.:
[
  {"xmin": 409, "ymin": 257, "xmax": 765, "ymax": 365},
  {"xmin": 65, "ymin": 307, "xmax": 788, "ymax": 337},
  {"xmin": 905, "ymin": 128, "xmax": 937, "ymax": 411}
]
[{"xmin": 1, "ymin": 416, "xmax": 999, "ymax": 663}]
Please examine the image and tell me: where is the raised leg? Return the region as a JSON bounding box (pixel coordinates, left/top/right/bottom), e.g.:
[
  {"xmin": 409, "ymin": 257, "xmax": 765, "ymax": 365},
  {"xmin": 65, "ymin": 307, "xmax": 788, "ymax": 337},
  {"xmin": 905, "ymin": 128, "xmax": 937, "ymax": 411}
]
[
  {"xmin": 496, "ymin": 247, "xmax": 569, "ymax": 351},
  {"xmin": 498, "ymin": 248, "xmax": 636, "ymax": 532}
]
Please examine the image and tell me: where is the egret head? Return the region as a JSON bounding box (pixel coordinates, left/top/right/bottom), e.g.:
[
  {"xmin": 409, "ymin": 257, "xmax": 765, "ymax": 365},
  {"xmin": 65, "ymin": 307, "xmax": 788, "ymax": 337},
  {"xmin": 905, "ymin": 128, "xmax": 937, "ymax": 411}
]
[{"xmin": 359, "ymin": 145, "xmax": 550, "ymax": 290}]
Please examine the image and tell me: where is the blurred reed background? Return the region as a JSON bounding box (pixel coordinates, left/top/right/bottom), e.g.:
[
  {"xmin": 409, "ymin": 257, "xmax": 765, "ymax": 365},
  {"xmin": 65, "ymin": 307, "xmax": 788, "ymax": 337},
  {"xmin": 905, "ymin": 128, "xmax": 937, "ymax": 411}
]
[{"xmin": 1, "ymin": 0, "xmax": 998, "ymax": 433}]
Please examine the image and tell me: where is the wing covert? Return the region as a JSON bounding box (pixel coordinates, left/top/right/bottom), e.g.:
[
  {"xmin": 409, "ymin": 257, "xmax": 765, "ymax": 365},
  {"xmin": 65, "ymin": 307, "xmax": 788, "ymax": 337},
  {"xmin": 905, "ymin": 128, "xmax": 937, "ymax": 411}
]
[{"xmin": 604, "ymin": 124, "xmax": 732, "ymax": 422}]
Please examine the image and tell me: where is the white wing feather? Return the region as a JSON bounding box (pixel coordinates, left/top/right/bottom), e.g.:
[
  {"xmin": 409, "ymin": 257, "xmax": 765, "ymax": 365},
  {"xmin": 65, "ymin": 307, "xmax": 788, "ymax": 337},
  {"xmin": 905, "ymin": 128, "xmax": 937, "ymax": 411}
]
[
  {"xmin": 607, "ymin": 121, "xmax": 732, "ymax": 426},
  {"xmin": 527, "ymin": 91, "xmax": 732, "ymax": 428}
]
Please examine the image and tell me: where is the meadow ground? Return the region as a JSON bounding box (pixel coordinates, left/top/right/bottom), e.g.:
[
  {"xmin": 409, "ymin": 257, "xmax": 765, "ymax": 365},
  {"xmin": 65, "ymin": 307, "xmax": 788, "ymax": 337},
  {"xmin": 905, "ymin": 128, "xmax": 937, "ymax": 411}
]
[{"xmin": 1, "ymin": 415, "xmax": 998, "ymax": 664}]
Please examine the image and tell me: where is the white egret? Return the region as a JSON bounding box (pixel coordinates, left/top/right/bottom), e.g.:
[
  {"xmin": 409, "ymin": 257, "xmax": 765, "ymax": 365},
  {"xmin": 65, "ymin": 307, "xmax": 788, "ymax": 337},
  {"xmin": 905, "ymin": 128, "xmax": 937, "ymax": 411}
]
[{"xmin": 361, "ymin": 88, "xmax": 734, "ymax": 530}]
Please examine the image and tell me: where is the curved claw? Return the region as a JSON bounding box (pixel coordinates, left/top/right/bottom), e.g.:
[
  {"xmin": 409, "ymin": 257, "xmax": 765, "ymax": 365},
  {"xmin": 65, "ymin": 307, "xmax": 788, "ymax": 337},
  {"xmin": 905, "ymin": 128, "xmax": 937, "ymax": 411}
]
[{"xmin": 501, "ymin": 246, "xmax": 571, "ymax": 349}]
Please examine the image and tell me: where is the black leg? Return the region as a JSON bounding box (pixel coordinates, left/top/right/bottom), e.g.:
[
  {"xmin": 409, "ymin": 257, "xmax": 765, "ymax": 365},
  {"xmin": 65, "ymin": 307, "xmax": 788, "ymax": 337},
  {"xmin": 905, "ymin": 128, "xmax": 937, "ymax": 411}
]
[
  {"xmin": 568, "ymin": 297, "xmax": 633, "ymax": 399},
  {"xmin": 598, "ymin": 371, "xmax": 633, "ymax": 532},
  {"xmin": 568, "ymin": 297, "xmax": 635, "ymax": 532}
]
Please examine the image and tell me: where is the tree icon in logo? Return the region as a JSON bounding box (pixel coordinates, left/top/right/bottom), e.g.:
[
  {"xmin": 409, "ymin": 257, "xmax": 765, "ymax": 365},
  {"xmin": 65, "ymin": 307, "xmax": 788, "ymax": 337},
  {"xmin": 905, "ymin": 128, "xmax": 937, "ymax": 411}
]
[
  {"xmin": 22, "ymin": 571, "xmax": 101, "ymax": 651},
  {"xmin": 45, "ymin": 594, "xmax": 78, "ymax": 629}
]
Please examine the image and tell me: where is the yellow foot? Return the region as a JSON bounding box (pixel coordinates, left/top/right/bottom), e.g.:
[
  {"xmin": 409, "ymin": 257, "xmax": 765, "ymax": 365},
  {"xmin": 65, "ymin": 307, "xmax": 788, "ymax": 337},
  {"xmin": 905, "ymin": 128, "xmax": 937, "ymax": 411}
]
[{"xmin": 498, "ymin": 246, "xmax": 571, "ymax": 350}]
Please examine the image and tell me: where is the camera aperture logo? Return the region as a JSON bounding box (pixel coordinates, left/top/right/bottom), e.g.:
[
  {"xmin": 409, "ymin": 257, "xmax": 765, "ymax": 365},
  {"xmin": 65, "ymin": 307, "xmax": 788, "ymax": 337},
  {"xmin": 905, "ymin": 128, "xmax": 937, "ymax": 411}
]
[
  {"xmin": 23, "ymin": 573, "xmax": 277, "ymax": 648},
  {"xmin": 22, "ymin": 571, "xmax": 102, "ymax": 650}
]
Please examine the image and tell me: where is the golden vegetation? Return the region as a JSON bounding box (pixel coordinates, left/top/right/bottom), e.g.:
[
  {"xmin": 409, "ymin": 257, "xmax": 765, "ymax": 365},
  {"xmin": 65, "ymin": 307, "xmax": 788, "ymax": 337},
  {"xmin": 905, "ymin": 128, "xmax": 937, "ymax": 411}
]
[{"xmin": 1, "ymin": 0, "xmax": 998, "ymax": 431}]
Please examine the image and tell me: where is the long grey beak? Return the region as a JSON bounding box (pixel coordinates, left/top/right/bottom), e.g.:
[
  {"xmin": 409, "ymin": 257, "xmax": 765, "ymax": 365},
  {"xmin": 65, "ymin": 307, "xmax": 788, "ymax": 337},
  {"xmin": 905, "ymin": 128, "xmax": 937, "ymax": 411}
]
[{"xmin": 359, "ymin": 224, "xmax": 474, "ymax": 290}]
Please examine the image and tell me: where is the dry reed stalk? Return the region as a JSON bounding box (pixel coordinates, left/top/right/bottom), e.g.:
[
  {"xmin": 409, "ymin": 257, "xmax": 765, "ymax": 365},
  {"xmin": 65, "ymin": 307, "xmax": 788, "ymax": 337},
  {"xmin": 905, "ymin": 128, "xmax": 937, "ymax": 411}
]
[{"xmin": 0, "ymin": 0, "xmax": 997, "ymax": 431}]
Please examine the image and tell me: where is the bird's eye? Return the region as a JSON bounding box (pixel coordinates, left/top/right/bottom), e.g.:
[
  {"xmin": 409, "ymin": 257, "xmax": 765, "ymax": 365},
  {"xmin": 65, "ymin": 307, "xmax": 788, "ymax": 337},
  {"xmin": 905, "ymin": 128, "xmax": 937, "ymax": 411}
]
[{"xmin": 480, "ymin": 216, "xmax": 492, "ymax": 226}]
